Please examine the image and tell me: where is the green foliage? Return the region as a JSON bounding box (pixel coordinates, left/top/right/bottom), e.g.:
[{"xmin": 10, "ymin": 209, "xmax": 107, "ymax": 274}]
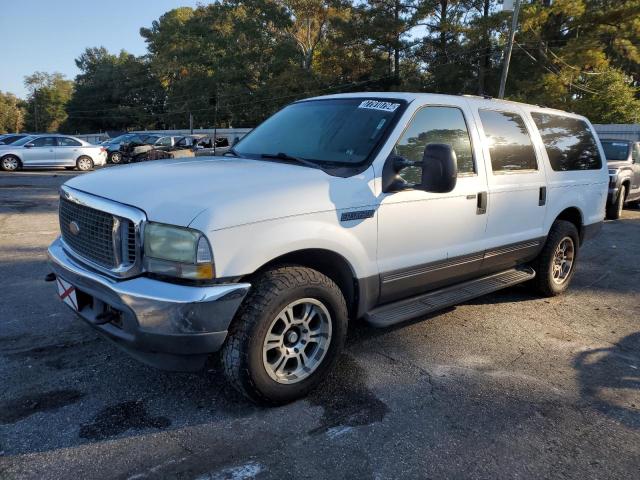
[
  {"xmin": 62, "ymin": 47, "xmax": 166, "ymax": 133},
  {"xmin": 16, "ymin": 1, "xmax": 640, "ymax": 132},
  {"xmin": 0, "ymin": 91, "xmax": 25, "ymax": 133},
  {"xmin": 23, "ymin": 72, "xmax": 73, "ymax": 132}
]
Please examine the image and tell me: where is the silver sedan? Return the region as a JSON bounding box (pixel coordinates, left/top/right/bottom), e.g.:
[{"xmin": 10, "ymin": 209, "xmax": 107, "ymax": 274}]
[{"xmin": 0, "ymin": 135, "xmax": 108, "ymax": 172}]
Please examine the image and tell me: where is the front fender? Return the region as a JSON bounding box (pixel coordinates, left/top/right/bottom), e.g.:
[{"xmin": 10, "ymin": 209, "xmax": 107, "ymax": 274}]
[{"xmin": 208, "ymin": 210, "xmax": 378, "ymax": 280}]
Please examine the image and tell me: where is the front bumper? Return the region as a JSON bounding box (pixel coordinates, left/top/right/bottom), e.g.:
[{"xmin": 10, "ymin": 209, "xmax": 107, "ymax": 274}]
[{"xmin": 48, "ymin": 237, "xmax": 250, "ymax": 371}]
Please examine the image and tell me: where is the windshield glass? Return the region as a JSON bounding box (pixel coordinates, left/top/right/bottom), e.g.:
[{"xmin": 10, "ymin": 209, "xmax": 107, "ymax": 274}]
[
  {"xmin": 12, "ymin": 136, "xmax": 35, "ymax": 146},
  {"xmin": 601, "ymin": 140, "xmax": 630, "ymax": 161},
  {"xmin": 235, "ymin": 98, "xmax": 405, "ymax": 166}
]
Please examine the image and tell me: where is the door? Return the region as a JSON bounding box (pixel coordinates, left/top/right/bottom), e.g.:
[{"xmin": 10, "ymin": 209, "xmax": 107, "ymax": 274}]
[
  {"xmin": 22, "ymin": 136, "xmax": 57, "ymax": 166},
  {"xmin": 472, "ymin": 107, "xmax": 547, "ymax": 271},
  {"xmin": 377, "ymin": 103, "xmax": 489, "ymax": 303},
  {"xmin": 55, "ymin": 137, "xmax": 83, "ymax": 166}
]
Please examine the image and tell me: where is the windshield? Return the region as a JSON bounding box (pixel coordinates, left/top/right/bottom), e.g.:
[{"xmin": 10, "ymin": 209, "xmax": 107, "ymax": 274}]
[
  {"xmin": 234, "ymin": 98, "xmax": 405, "ymax": 166},
  {"xmin": 12, "ymin": 136, "xmax": 35, "ymax": 146},
  {"xmin": 601, "ymin": 140, "xmax": 630, "ymax": 161},
  {"xmin": 107, "ymin": 134, "xmax": 131, "ymax": 144}
]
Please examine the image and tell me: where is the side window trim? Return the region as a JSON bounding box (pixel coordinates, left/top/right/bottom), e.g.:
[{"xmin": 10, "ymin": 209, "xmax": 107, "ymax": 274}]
[
  {"xmin": 478, "ymin": 107, "xmax": 540, "ymax": 175},
  {"xmin": 394, "ymin": 103, "xmax": 478, "ymax": 177}
]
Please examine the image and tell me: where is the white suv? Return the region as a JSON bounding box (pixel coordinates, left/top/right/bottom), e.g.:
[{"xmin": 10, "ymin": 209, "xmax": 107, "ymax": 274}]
[{"xmin": 48, "ymin": 93, "xmax": 608, "ymax": 404}]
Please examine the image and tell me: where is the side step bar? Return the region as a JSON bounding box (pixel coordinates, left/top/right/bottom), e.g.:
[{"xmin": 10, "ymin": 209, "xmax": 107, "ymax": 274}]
[{"xmin": 365, "ymin": 266, "xmax": 536, "ymax": 328}]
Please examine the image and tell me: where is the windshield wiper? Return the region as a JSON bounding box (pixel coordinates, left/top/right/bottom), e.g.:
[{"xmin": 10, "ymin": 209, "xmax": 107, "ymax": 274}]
[{"xmin": 260, "ymin": 152, "xmax": 321, "ymax": 169}]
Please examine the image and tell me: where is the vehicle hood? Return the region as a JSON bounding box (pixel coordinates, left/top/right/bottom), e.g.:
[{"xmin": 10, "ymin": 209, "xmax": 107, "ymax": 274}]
[
  {"xmin": 607, "ymin": 160, "xmax": 631, "ymax": 169},
  {"xmin": 64, "ymin": 157, "xmax": 377, "ymax": 229}
]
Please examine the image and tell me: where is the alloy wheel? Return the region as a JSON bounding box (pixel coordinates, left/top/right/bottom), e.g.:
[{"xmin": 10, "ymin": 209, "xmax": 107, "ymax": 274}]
[
  {"xmin": 2, "ymin": 157, "xmax": 18, "ymax": 171},
  {"xmin": 552, "ymin": 237, "xmax": 575, "ymax": 284},
  {"xmin": 262, "ymin": 298, "xmax": 332, "ymax": 384}
]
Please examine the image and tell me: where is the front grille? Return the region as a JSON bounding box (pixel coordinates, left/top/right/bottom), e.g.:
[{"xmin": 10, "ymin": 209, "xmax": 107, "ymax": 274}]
[
  {"xmin": 60, "ymin": 198, "xmax": 116, "ymax": 268},
  {"xmin": 126, "ymin": 220, "xmax": 136, "ymax": 264}
]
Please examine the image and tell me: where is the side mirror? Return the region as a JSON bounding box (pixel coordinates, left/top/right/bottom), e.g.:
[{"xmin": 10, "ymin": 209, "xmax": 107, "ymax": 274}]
[
  {"xmin": 232, "ymin": 136, "xmax": 240, "ymax": 147},
  {"xmin": 420, "ymin": 144, "xmax": 458, "ymax": 193},
  {"xmin": 382, "ymin": 144, "xmax": 458, "ymax": 193}
]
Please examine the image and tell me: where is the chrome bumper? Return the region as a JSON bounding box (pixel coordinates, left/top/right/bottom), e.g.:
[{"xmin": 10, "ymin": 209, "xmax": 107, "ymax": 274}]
[{"xmin": 48, "ymin": 237, "xmax": 251, "ymax": 371}]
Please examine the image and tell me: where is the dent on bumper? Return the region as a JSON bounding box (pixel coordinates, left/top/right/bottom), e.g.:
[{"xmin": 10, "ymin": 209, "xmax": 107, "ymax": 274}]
[{"xmin": 48, "ymin": 237, "xmax": 251, "ymax": 370}]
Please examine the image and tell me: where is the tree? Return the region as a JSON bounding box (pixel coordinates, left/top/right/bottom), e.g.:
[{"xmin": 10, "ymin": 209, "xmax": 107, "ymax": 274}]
[
  {"xmin": 23, "ymin": 72, "xmax": 73, "ymax": 132},
  {"xmin": 0, "ymin": 91, "xmax": 25, "ymax": 133},
  {"xmin": 63, "ymin": 47, "xmax": 166, "ymax": 133}
]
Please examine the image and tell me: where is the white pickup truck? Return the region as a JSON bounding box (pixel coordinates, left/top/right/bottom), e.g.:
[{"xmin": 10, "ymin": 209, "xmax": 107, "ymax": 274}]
[{"xmin": 48, "ymin": 93, "xmax": 608, "ymax": 404}]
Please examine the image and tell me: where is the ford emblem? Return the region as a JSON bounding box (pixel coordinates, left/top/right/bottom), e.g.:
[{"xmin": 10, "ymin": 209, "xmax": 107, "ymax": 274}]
[{"xmin": 69, "ymin": 221, "xmax": 81, "ymax": 236}]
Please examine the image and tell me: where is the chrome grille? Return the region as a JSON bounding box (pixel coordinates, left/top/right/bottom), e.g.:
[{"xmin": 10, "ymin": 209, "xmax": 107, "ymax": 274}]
[
  {"xmin": 126, "ymin": 220, "xmax": 136, "ymax": 264},
  {"xmin": 60, "ymin": 197, "xmax": 116, "ymax": 268}
]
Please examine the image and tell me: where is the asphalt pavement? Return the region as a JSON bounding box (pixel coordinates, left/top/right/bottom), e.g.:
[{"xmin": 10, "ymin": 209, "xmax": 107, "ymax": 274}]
[{"xmin": 0, "ymin": 169, "xmax": 639, "ymax": 480}]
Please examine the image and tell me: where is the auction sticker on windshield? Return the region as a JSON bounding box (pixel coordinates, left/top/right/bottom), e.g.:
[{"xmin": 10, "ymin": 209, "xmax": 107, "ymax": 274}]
[
  {"xmin": 358, "ymin": 100, "xmax": 400, "ymax": 112},
  {"xmin": 56, "ymin": 277, "xmax": 78, "ymax": 311}
]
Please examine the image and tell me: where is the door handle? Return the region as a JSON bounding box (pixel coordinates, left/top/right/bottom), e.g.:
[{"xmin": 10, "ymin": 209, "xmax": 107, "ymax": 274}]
[
  {"xmin": 477, "ymin": 191, "xmax": 487, "ymax": 215},
  {"xmin": 539, "ymin": 186, "xmax": 547, "ymax": 206}
]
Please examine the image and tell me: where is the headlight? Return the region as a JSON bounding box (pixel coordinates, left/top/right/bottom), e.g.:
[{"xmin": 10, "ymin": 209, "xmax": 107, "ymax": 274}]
[{"xmin": 143, "ymin": 222, "xmax": 215, "ymax": 280}]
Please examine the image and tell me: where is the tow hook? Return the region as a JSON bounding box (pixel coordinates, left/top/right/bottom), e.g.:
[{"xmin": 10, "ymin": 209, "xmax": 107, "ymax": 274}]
[{"xmin": 44, "ymin": 272, "xmax": 56, "ymax": 282}]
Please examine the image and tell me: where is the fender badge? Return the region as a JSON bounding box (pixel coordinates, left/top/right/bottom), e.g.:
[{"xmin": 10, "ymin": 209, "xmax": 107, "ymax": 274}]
[{"xmin": 69, "ymin": 221, "xmax": 81, "ymax": 236}]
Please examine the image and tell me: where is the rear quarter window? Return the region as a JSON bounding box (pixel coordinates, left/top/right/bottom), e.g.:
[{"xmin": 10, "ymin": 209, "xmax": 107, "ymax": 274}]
[
  {"xmin": 478, "ymin": 109, "xmax": 538, "ymax": 173},
  {"xmin": 530, "ymin": 112, "xmax": 602, "ymax": 171}
]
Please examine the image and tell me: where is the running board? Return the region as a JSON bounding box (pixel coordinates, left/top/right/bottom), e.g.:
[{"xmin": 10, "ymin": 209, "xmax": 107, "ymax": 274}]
[{"xmin": 366, "ymin": 266, "xmax": 536, "ymax": 328}]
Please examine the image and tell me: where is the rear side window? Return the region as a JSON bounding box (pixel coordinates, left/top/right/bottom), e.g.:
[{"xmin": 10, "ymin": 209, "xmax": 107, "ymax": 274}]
[
  {"xmin": 531, "ymin": 112, "xmax": 602, "ymax": 171},
  {"xmin": 479, "ymin": 109, "xmax": 538, "ymax": 172},
  {"xmin": 58, "ymin": 137, "xmax": 82, "ymax": 147}
]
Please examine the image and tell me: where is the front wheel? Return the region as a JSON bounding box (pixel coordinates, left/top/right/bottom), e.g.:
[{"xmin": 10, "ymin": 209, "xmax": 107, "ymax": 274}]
[
  {"xmin": 221, "ymin": 266, "xmax": 348, "ymax": 405},
  {"xmin": 530, "ymin": 220, "xmax": 579, "ymax": 297},
  {"xmin": 1, "ymin": 155, "xmax": 20, "ymax": 172},
  {"xmin": 76, "ymin": 156, "xmax": 94, "ymax": 171},
  {"xmin": 110, "ymin": 151, "xmax": 122, "ymax": 164},
  {"xmin": 606, "ymin": 185, "xmax": 626, "ymax": 220}
]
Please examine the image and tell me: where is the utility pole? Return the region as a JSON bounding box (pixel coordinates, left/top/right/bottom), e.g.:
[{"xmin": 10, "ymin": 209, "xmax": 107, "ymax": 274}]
[
  {"xmin": 189, "ymin": 112, "xmax": 193, "ymax": 134},
  {"xmin": 34, "ymin": 103, "xmax": 38, "ymax": 132},
  {"xmin": 498, "ymin": 0, "xmax": 521, "ymax": 99},
  {"xmin": 213, "ymin": 88, "xmax": 219, "ymax": 156}
]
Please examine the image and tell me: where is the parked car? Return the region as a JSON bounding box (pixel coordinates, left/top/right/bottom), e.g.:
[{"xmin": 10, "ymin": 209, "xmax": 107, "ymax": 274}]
[
  {"xmin": 48, "ymin": 93, "xmax": 607, "ymax": 404},
  {"xmin": 101, "ymin": 133, "xmax": 139, "ymax": 164},
  {"xmin": 0, "ymin": 133, "xmax": 31, "ymax": 145},
  {"xmin": 600, "ymin": 138, "xmax": 640, "ymax": 219},
  {"xmin": 0, "ymin": 134, "xmax": 107, "ymax": 171}
]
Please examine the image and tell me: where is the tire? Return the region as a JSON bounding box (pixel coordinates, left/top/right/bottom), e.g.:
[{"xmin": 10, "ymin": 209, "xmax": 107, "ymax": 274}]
[
  {"xmin": 221, "ymin": 266, "xmax": 348, "ymax": 405},
  {"xmin": 76, "ymin": 156, "xmax": 94, "ymax": 171},
  {"xmin": 530, "ymin": 220, "xmax": 580, "ymax": 297},
  {"xmin": 0, "ymin": 155, "xmax": 21, "ymax": 172},
  {"xmin": 110, "ymin": 151, "xmax": 122, "ymax": 164},
  {"xmin": 606, "ymin": 184, "xmax": 626, "ymax": 220}
]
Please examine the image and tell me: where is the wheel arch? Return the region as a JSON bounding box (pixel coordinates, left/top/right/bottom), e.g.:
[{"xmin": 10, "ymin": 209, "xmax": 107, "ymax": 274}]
[
  {"xmin": 244, "ymin": 248, "xmax": 362, "ymax": 319},
  {"xmin": 554, "ymin": 207, "xmax": 584, "ymax": 244}
]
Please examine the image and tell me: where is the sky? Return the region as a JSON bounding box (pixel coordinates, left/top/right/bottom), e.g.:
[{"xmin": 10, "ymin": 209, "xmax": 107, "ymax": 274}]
[{"xmin": 0, "ymin": 0, "xmax": 202, "ymax": 98}]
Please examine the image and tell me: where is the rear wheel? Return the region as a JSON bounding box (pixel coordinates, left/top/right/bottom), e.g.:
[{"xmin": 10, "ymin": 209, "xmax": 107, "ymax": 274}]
[
  {"xmin": 1, "ymin": 155, "xmax": 20, "ymax": 172},
  {"xmin": 221, "ymin": 266, "xmax": 348, "ymax": 405},
  {"xmin": 76, "ymin": 156, "xmax": 94, "ymax": 171},
  {"xmin": 530, "ymin": 220, "xmax": 579, "ymax": 297},
  {"xmin": 606, "ymin": 184, "xmax": 626, "ymax": 220},
  {"xmin": 110, "ymin": 151, "xmax": 122, "ymax": 164}
]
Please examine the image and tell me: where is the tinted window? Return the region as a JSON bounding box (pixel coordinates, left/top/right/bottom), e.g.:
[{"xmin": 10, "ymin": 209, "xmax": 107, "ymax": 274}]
[
  {"xmin": 31, "ymin": 137, "xmax": 57, "ymax": 147},
  {"xmin": 531, "ymin": 112, "xmax": 602, "ymax": 170},
  {"xmin": 394, "ymin": 106, "xmax": 474, "ymax": 183},
  {"xmin": 235, "ymin": 98, "xmax": 403, "ymax": 166},
  {"xmin": 479, "ymin": 109, "xmax": 537, "ymax": 172},
  {"xmin": 215, "ymin": 137, "xmax": 230, "ymax": 147},
  {"xmin": 58, "ymin": 137, "xmax": 82, "ymax": 147},
  {"xmin": 157, "ymin": 136, "xmax": 173, "ymax": 146},
  {"xmin": 600, "ymin": 140, "xmax": 630, "ymax": 162}
]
